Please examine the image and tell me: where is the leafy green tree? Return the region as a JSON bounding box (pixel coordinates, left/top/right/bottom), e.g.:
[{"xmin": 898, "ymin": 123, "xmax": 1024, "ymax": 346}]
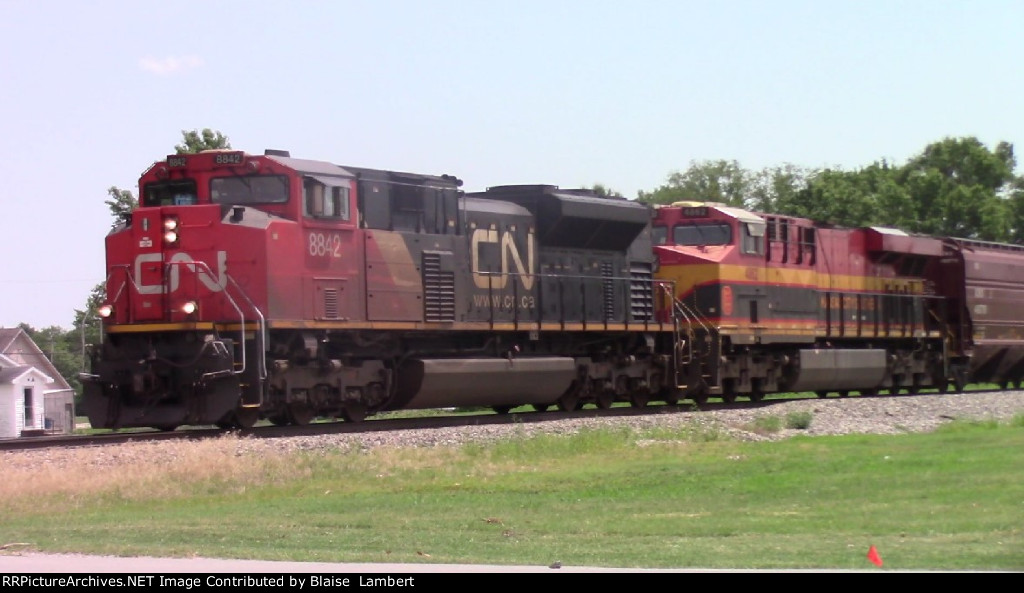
[
  {"xmin": 780, "ymin": 161, "xmax": 913, "ymax": 229},
  {"xmin": 896, "ymin": 137, "xmax": 1016, "ymax": 240},
  {"xmin": 1008, "ymin": 178, "xmax": 1024, "ymax": 244},
  {"xmin": 638, "ymin": 159, "xmax": 749, "ymax": 207},
  {"xmin": 175, "ymin": 128, "xmax": 231, "ymax": 154},
  {"xmin": 105, "ymin": 186, "xmax": 137, "ymax": 229},
  {"xmin": 747, "ymin": 164, "xmax": 810, "ymax": 213},
  {"xmin": 590, "ymin": 183, "xmax": 624, "ymax": 198}
]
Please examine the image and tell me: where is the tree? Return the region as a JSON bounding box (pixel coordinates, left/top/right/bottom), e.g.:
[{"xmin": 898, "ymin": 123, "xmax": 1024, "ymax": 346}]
[
  {"xmin": 590, "ymin": 183, "xmax": 624, "ymax": 198},
  {"xmin": 746, "ymin": 164, "xmax": 810, "ymax": 213},
  {"xmin": 105, "ymin": 186, "xmax": 137, "ymax": 229},
  {"xmin": 780, "ymin": 161, "xmax": 912, "ymax": 229},
  {"xmin": 175, "ymin": 128, "xmax": 231, "ymax": 154},
  {"xmin": 1008, "ymin": 178, "xmax": 1024, "ymax": 244},
  {"xmin": 896, "ymin": 137, "xmax": 1017, "ymax": 241},
  {"xmin": 637, "ymin": 160, "xmax": 750, "ymax": 207}
]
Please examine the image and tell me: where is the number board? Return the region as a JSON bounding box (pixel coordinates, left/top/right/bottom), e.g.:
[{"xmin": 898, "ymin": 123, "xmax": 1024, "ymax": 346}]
[
  {"xmin": 212, "ymin": 152, "xmax": 244, "ymax": 167},
  {"xmin": 680, "ymin": 206, "xmax": 709, "ymax": 218},
  {"xmin": 167, "ymin": 155, "xmax": 188, "ymax": 168}
]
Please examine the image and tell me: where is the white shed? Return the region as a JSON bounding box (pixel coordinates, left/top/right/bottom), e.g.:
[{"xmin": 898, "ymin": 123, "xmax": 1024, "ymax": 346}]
[
  {"xmin": 0, "ymin": 366, "xmax": 53, "ymax": 438},
  {"xmin": 0, "ymin": 328, "xmax": 77, "ymax": 437}
]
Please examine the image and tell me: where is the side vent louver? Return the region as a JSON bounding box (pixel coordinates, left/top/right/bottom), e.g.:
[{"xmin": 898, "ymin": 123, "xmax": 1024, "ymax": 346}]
[
  {"xmin": 601, "ymin": 261, "xmax": 615, "ymax": 320},
  {"xmin": 629, "ymin": 263, "xmax": 654, "ymax": 321},
  {"xmin": 322, "ymin": 288, "xmax": 340, "ymax": 319},
  {"xmin": 423, "ymin": 251, "xmax": 456, "ymax": 322}
]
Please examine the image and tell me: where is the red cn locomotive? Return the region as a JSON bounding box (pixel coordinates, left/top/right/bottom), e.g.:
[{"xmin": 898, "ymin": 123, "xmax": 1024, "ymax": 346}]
[{"xmin": 82, "ymin": 150, "xmax": 674, "ymax": 430}]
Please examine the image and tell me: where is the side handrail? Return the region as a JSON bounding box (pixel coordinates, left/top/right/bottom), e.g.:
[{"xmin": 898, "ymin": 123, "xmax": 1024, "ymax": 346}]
[{"xmin": 161, "ymin": 259, "xmax": 249, "ymax": 381}]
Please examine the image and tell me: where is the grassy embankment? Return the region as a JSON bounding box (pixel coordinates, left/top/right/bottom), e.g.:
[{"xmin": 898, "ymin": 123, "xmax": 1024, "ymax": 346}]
[{"xmin": 3, "ymin": 409, "xmax": 1022, "ymax": 571}]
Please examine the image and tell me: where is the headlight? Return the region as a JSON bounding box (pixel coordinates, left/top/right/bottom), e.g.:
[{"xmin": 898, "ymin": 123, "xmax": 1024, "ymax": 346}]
[
  {"xmin": 163, "ymin": 216, "xmax": 180, "ymax": 245},
  {"xmin": 97, "ymin": 304, "xmax": 113, "ymax": 318},
  {"xmin": 181, "ymin": 301, "xmax": 197, "ymax": 315}
]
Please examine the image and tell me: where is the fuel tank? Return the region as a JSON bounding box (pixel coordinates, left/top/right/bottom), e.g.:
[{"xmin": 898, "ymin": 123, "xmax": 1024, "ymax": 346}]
[{"xmin": 393, "ymin": 357, "xmax": 577, "ymax": 409}]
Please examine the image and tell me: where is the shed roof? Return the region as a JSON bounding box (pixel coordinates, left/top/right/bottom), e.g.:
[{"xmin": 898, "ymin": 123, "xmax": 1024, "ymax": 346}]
[
  {"xmin": 0, "ymin": 328, "xmax": 72, "ymax": 390},
  {"xmin": 0, "ymin": 365, "xmax": 51, "ymax": 384}
]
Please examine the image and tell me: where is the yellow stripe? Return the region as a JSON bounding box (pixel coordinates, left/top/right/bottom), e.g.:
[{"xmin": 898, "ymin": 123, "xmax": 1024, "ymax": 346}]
[
  {"xmin": 263, "ymin": 320, "xmax": 672, "ymax": 333},
  {"xmin": 105, "ymin": 322, "xmax": 216, "ymax": 333},
  {"xmin": 658, "ymin": 262, "xmax": 927, "ymax": 294},
  {"xmin": 706, "ymin": 322, "xmax": 942, "ymax": 339}
]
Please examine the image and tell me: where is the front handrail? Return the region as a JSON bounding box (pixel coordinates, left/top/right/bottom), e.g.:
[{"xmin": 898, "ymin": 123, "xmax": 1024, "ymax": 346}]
[{"xmin": 102, "ymin": 261, "xmax": 265, "ymax": 382}]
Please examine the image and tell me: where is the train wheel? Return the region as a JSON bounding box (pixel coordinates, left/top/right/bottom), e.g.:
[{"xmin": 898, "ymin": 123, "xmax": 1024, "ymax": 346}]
[
  {"xmin": 662, "ymin": 390, "xmax": 680, "ymax": 406},
  {"xmin": 341, "ymin": 403, "xmax": 367, "ymax": 423},
  {"xmin": 557, "ymin": 393, "xmax": 579, "ymax": 412},
  {"xmin": 287, "ymin": 403, "xmax": 316, "ymax": 426},
  {"xmin": 748, "ymin": 379, "xmax": 765, "ymax": 402},
  {"xmin": 234, "ymin": 408, "xmax": 260, "ymax": 430},
  {"xmin": 595, "ymin": 390, "xmax": 615, "ymax": 409},
  {"xmin": 532, "ymin": 403, "xmax": 551, "ymax": 412},
  {"xmin": 689, "ymin": 390, "xmax": 709, "ymax": 406},
  {"xmin": 629, "ymin": 391, "xmax": 650, "ymax": 408},
  {"xmin": 815, "ymin": 391, "xmax": 829, "ymax": 399},
  {"xmin": 721, "ymin": 380, "xmax": 737, "ymax": 403},
  {"xmin": 153, "ymin": 425, "xmax": 179, "ymax": 432},
  {"xmin": 838, "ymin": 391, "xmax": 849, "ymax": 398},
  {"xmin": 860, "ymin": 388, "xmax": 879, "ymax": 397},
  {"xmin": 493, "ymin": 406, "xmax": 513, "ymax": 415},
  {"xmin": 267, "ymin": 413, "xmax": 290, "ymax": 426}
]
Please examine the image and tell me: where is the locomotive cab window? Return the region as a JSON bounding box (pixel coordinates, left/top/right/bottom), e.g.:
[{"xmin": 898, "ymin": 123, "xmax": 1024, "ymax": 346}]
[
  {"xmin": 673, "ymin": 222, "xmax": 732, "ymax": 246},
  {"xmin": 142, "ymin": 180, "xmax": 198, "ymax": 207},
  {"xmin": 740, "ymin": 221, "xmax": 765, "ymax": 256},
  {"xmin": 211, "ymin": 175, "xmax": 289, "ymax": 205},
  {"xmin": 304, "ymin": 176, "xmax": 351, "ymax": 221},
  {"xmin": 652, "ymin": 225, "xmax": 668, "ymax": 245}
]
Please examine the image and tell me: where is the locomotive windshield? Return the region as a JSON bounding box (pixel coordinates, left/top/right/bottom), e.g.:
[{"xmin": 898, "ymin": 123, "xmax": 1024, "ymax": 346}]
[
  {"xmin": 211, "ymin": 175, "xmax": 289, "ymax": 205},
  {"xmin": 673, "ymin": 222, "xmax": 732, "ymax": 246},
  {"xmin": 142, "ymin": 180, "xmax": 198, "ymax": 206},
  {"xmin": 652, "ymin": 225, "xmax": 668, "ymax": 245}
]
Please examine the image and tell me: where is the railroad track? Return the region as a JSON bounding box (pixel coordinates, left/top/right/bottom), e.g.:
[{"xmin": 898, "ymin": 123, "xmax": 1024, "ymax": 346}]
[
  {"xmin": 4, "ymin": 388, "xmax": 1013, "ymax": 453},
  {"xmin": 0, "ymin": 397, "xmax": 787, "ymax": 452}
]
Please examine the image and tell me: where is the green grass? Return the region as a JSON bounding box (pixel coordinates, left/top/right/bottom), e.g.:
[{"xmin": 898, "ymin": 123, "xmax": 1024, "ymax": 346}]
[{"xmin": 5, "ymin": 414, "xmax": 1023, "ymax": 571}]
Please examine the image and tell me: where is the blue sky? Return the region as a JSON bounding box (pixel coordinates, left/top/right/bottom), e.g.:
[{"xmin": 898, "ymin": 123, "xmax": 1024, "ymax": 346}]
[{"xmin": 2, "ymin": 0, "xmax": 1022, "ymax": 330}]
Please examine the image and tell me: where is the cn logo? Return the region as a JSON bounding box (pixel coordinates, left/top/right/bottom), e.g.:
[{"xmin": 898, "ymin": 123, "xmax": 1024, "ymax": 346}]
[
  {"xmin": 134, "ymin": 251, "xmax": 228, "ymax": 294},
  {"xmin": 471, "ymin": 228, "xmax": 535, "ymax": 290}
]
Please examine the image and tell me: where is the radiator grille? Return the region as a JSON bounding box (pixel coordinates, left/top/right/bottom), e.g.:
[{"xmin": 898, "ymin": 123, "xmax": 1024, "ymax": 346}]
[
  {"xmin": 629, "ymin": 263, "xmax": 654, "ymax": 321},
  {"xmin": 322, "ymin": 288, "xmax": 340, "ymax": 319},
  {"xmin": 423, "ymin": 252, "xmax": 455, "ymax": 322}
]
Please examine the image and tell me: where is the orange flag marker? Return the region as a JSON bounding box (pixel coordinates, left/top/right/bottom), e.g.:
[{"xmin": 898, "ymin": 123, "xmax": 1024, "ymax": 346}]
[{"xmin": 867, "ymin": 545, "xmax": 883, "ymax": 567}]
